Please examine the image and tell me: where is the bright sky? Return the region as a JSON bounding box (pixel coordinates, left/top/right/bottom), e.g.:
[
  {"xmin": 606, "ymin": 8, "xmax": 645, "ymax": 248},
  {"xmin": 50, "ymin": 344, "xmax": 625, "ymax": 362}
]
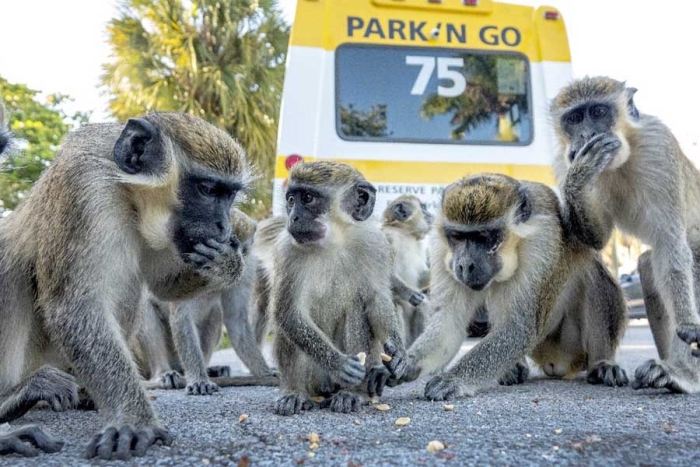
[{"xmin": 0, "ymin": 0, "xmax": 697, "ymax": 158}]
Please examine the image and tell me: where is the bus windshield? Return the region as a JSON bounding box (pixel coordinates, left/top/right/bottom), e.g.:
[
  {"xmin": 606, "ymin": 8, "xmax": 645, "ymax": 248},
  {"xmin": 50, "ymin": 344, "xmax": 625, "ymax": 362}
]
[{"xmin": 336, "ymin": 44, "xmax": 532, "ymax": 145}]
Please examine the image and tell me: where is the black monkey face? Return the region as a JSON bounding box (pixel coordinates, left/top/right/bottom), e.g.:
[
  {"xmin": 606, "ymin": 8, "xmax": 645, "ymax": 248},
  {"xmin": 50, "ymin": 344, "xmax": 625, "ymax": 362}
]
[
  {"xmin": 443, "ymin": 226, "xmax": 504, "ymax": 291},
  {"xmin": 285, "ymin": 185, "xmax": 331, "ymax": 245},
  {"xmin": 171, "ymin": 173, "xmax": 242, "ymax": 255},
  {"xmin": 561, "ymin": 102, "xmax": 618, "ymax": 160}
]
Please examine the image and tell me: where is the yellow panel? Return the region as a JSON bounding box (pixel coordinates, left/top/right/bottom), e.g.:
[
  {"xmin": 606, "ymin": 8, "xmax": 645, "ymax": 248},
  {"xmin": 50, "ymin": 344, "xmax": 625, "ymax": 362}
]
[
  {"xmin": 292, "ymin": 0, "xmax": 571, "ymax": 62},
  {"xmin": 275, "ymin": 156, "xmax": 555, "ymax": 185}
]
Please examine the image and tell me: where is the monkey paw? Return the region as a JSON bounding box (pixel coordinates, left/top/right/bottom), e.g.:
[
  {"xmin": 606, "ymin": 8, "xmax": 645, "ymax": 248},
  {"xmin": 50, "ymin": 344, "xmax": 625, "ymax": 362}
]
[
  {"xmin": 184, "ymin": 237, "xmax": 243, "ymax": 286},
  {"xmin": 23, "ymin": 366, "xmax": 80, "ymax": 413},
  {"xmin": 186, "ymin": 380, "xmax": 219, "ymax": 396},
  {"xmin": 382, "ymin": 341, "xmax": 408, "ymax": 381},
  {"xmin": 0, "ymin": 425, "xmax": 64, "ymax": 457},
  {"xmin": 207, "ymin": 365, "xmax": 232, "ymax": 378},
  {"xmin": 274, "ymin": 394, "xmax": 314, "ymax": 416},
  {"xmin": 570, "ymin": 133, "xmax": 621, "ymax": 167},
  {"xmin": 424, "ymin": 374, "xmax": 466, "ymax": 401},
  {"xmin": 85, "ymin": 425, "xmax": 173, "ymax": 461},
  {"xmin": 677, "ymin": 323, "xmax": 700, "ymax": 357},
  {"xmin": 631, "ymin": 360, "xmax": 690, "ymax": 393},
  {"xmin": 367, "ymin": 367, "xmax": 391, "ymax": 398},
  {"xmin": 331, "ymin": 355, "xmax": 366, "ymax": 389},
  {"xmin": 409, "ymin": 291, "xmax": 425, "ymax": 307},
  {"xmin": 587, "ymin": 361, "xmax": 628, "ymax": 387},
  {"xmin": 159, "ymin": 371, "xmax": 186, "ymax": 390},
  {"xmin": 498, "ymin": 362, "xmax": 530, "ymax": 386},
  {"xmin": 320, "ymin": 391, "xmax": 362, "ymax": 414}
]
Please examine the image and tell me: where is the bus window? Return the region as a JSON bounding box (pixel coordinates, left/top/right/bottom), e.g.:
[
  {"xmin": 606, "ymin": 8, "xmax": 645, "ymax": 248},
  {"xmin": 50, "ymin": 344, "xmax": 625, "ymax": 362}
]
[{"xmin": 336, "ymin": 45, "xmax": 532, "ymax": 145}]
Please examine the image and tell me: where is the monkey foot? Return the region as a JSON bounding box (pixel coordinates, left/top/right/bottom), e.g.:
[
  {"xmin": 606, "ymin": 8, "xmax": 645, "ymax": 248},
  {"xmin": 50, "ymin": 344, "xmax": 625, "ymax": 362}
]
[
  {"xmin": 632, "ymin": 359, "xmax": 695, "ymax": 393},
  {"xmin": 320, "ymin": 391, "xmax": 362, "ymax": 413},
  {"xmin": 159, "ymin": 371, "xmax": 186, "ymax": 390},
  {"xmin": 0, "ymin": 425, "xmax": 64, "ymax": 457},
  {"xmin": 85, "ymin": 425, "xmax": 172, "ymax": 461},
  {"xmin": 274, "ymin": 394, "xmax": 314, "ymax": 416},
  {"xmin": 498, "ymin": 362, "xmax": 530, "ymax": 386},
  {"xmin": 587, "ymin": 361, "xmax": 628, "ymax": 387},
  {"xmin": 677, "ymin": 323, "xmax": 700, "ymax": 357},
  {"xmin": 207, "ymin": 365, "xmax": 231, "ymax": 378},
  {"xmin": 424, "ymin": 374, "xmax": 465, "ymax": 401},
  {"xmin": 186, "ymin": 380, "xmax": 219, "ymax": 396}
]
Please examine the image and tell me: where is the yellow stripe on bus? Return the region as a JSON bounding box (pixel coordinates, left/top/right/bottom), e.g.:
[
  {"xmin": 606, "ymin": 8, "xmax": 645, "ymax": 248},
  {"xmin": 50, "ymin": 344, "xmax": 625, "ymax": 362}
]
[
  {"xmin": 275, "ymin": 156, "xmax": 555, "ymax": 185},
  {"xmin": 291, "ymin": 0, "xmax": 571, "ymax": 62}
]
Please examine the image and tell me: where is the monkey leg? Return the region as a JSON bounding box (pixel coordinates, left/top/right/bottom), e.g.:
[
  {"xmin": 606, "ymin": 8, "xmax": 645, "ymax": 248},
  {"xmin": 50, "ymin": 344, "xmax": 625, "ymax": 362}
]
[
  {"xmin": 498, "ymin": 360, "xmax": 529, "ymax": 386},
  {"xmin": 272, "ymin": 333, "xmax": 314, "ymax": 416},
  {"xmin": 0, "ymin": 425, "xmax": 64, "ymax": 457},
  {"xmin": 221, "ymin": 287, "xmax": 274, "ymax": 377},
  {"xmin": 638, "ymin": 250, "xmax": 672, "ymax": 360},
  {"xmin": 582, "ymin": 260, "xmax": 628, "ymax": 387},
  {"xmin": 408, "ymin": 301, "xmax": 428, "ymax": 347},
  {"xmin": 252, "ymin": 265, "xmax": 271, "ymax": 346},
  {"xmin": 207, "ymin": 366, "xmax": 231, "ymax": 378},
  {"xmin": 0, "ymin": 367, "xmax": 79, "ymax": 423},
  {"xmin": 170, "ymin": 298, "xmax": 220, "ymax": 396},
  {"xmin": 319, "ymin": 390, "xmax": 362, "ymax": 413}
]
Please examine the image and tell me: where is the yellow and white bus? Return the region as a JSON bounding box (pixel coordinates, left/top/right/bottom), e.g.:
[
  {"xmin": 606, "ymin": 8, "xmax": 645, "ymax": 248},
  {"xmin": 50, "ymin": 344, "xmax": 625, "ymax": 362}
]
[{"xmin": 273, "ymin": 0, "xmax": 572, "ymax": 214}]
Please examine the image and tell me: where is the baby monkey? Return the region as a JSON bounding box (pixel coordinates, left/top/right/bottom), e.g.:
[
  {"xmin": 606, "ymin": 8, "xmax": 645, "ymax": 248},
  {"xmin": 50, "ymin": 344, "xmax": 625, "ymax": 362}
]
[
  {"xmin": 370, "ymin": 173, "xmax": 627, "ymax": 400},
  {"xmin": 272, "ymin": 161, "xmax": 407, "ymax": 415}
]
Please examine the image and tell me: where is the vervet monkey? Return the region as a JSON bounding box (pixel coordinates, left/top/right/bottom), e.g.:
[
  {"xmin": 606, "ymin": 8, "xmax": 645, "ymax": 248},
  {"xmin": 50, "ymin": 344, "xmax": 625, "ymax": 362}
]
[
  {"xmin": 272, "ymin": 161, "xmax": 407, "ymax": 415},
  {"xmin": 134, "ymin": 209, "xmax": 277, "ymax": 395},
  {"xmin": 370, "ymin": 174, "xmax": 627, "ymax": 400},
  {"xmin": 552, "ymin": 76, "xmax": 700, "ymax": 393},
  {"xmin": 381, "ymin": 195, "xmax": 432, "ymax": 346},
  {"xmin": 0, "ymin": 113, "xmax": 252, "ymax": 459}
]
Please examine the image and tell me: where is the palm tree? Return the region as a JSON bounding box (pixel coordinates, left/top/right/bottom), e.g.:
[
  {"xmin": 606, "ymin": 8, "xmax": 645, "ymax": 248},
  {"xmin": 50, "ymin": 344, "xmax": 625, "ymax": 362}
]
[{"xmin": 101, "ymin": 0, "xmax": 289, "ymax": 217}]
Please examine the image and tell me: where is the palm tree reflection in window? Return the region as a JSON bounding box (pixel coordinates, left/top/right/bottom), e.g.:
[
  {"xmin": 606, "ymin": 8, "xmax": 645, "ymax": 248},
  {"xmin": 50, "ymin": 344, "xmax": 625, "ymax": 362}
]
[
  {"xmin": 340, "ymin": 103, "xmax": 390, "ymax": 137},
  {"xmin": 419, "ymin": 55, "xmax": 528, "ymax": 142}
]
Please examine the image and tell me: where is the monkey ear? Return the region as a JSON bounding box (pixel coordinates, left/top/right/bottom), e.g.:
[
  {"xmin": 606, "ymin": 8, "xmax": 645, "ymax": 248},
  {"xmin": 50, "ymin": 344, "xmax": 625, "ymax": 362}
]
[
  {"xmin": 350, "ymin": 181, "xmax": 377, "ymax": 222},
  {"xmin": 626, "ymin": 87, "xmax": 640, "ymax": 120},
  {"xmin": 114, "ymin": 118, "xmax": 165, "ymax": 176},
  {"xmin": 515, "ymin": 187, "xmax": 532, "ymax": 224},
  {"xmin": 391, "ymin": 202, "xmax": 412, "ymax": 222}
]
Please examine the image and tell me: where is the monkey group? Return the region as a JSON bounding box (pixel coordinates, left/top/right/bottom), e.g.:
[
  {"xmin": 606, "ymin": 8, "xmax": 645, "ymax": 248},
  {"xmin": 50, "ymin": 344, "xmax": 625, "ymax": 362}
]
[{"xmin": 1, "ymin": 75, "xmax": 700, "ymax": 460}]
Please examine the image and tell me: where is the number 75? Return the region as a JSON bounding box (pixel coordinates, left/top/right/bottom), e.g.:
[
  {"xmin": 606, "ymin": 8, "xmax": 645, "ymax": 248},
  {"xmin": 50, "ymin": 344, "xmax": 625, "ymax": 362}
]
[{"xmin": 406, "ymin": 56, "xmax": 466, "ymax": 98}]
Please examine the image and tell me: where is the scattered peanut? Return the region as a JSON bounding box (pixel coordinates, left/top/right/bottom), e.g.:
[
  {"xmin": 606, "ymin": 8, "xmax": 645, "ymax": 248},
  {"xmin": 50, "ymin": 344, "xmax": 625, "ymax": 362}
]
[
  {"xmin": 427, "ymin": 440, "xmax": 446, "ymax": 452},
  {"xmin": 380, "ymin": 353, "xmax": 393, "ymax": 362},
  {"xmin": 692, "ymin": 342, "xmax": 698, "ymax": 351},
  {"xmin": 238, "ymin": 414, "xmax": 248, "ymax": 423},
  {"xmin": 311, "ymin": 396, "xmax": 325, "ymax": 404},
  {"xmin": 308, "ymin": 432, "xmax": 320, "ymax": 443},
  {"xmin": 370, "ymin": 397, "xmax": 380, "ymax": 405},
  {"xmin": 375, "ymin": 404, "xmax": 390, "ymax": 411},
  {"xmin": 308, "ymin": 452, "xmax": 316, "ymax": 458},
  {"xmin": 354, "ymin": 419, "xmax": 362, "ymax": 426},
  {"xmin": 443, "ymin": 404, "xmax": 454, "ymax": 411},
  {"xmin": 356, "ymin": 352, "xmax": 367, "ymax": 366},
  {"xmin": 554, "ymin": 428, "xmax": 562, "ymax": 435},
  {"xmin": 310, "ymin": 442, "xmax": 319, "ymax": 450},
  {"xmin": 395, "ymin": 417, "xmax": 410, "ymax": 426}
]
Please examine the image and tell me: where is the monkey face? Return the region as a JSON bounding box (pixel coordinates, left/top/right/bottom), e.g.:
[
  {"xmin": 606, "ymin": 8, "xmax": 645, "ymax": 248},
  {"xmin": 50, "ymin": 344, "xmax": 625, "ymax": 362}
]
[
  {"xmin": 560, "ymin": 102, "xmax": 619, "ymax": 163},
  {"xmin": 442, "ymin": 226, "xmax": 504, "ymax": 291},
  {"xmin": 285, "ymin": 185, "xmax": 331, "ymax": 244},
  {"xmin": 171, "ymin": 173, "xmax": 243, "ymax": 255}
]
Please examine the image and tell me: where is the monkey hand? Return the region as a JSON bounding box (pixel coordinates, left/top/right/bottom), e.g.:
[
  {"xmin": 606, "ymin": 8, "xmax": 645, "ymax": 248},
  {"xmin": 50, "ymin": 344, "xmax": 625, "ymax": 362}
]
[
  {"xmin": 85, "ymin": 424, "xmax": 173, "ymax": 461},
  {"xmin": 330, "ymin": 354, "xmax": 367, "ymax": 388},
  {"xmin": 568, "ymin": 133, "xmax": 621, "ymax": 184},
  {"xmin": 677, "ymin": 323, "xmax": 700, "ymax": 357},
  {"xmin": 184, "ymin": 236, "xmax": 244, "ymax": 286},
  {"xmin": 0, "ymin": 425, "xmax": 64, "ymax": 457},
  {"xmin": 424, "ymin": 373, "xmax": 467, "ymax": 401},
  {"xmin": 186, "ymin": 380, "xmax": 219, "ymax": 396},
  {"xmin": 367, "ymin": 359, "xmax": 421, "ymax": 397},
  {"xmin": 409, "ymin": 291, "xmax": 426, "ymax": 307},
  {"xmin": 382, "ymin": 341, "xmax": 408, "ymax": 380}
]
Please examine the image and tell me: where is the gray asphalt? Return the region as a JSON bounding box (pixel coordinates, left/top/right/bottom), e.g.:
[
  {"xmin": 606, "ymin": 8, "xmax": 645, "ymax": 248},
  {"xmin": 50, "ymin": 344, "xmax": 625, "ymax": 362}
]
[{"xmin": 5, "ymin": 320, "xmax": 700, "ymax": 466}]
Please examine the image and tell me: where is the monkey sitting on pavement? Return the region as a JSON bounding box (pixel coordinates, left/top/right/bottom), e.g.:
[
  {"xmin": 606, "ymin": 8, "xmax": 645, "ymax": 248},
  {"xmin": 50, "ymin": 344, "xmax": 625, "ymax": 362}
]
[
  {"xmin": 0, "ymin": 113, "xmax": 252, "ymax": 459},
  {"xmin": 133, "ymin": 209, "xmax": 278, "ymax": 395},
  {"xmin": 368, "ymin": 173, "xmax": 628, "ymax": 400},
  {"xmin": 272, "ymin": 161, "xmax": 407, "ymax": 415},
  {"xmin": 381, "ymin": 195, "xmax": 432, "ymax": 347},
  {"xmin": 552, "ymin": 77, "xmax": 700, "ymax": 393}
]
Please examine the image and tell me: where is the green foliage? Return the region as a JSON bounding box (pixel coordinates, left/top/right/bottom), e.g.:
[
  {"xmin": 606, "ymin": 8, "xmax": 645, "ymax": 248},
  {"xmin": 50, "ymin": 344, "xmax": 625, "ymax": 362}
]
[
  {"xmin": 339, "ymin": 104, "xmax": 390, "ymax": 138},
  {"xmin": 101, "ymin": 0, "xmax": 289, "ymax": 218},
  {"xmin": 0, "ymin": 76, "xmax": 88, "ymax": 214}
]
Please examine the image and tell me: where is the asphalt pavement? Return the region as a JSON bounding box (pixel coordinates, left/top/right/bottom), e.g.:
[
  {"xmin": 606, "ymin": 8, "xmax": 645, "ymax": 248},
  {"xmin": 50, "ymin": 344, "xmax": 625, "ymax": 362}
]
[{"xmin": 5, "ymin": 320, "xmax": 700, "ymax": 467}]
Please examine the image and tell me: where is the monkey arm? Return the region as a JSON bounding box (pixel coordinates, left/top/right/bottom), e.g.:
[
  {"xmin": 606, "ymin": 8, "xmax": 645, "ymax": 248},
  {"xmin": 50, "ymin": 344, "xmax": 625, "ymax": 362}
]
[
  {"xmin": 391, "ymin": 275, "xmax": 425, "ymax": 306},
  {"xmin": 366, "ymin": 291, "xmax": 409, "ymax": 378},
  {"xmin": 408, "ymin": 305, "xmax": 470, "ymax": 377},
  {"xmin": 220, "ymin": 287, "xmax": 273, "ymax": 377}
]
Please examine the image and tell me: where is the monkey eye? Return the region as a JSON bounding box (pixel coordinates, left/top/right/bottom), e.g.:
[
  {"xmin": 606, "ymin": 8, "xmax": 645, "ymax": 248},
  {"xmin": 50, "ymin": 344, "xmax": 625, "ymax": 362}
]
[
  {"xmin": 197, "ymin": 182, "xmax": 217, "ymax": 197},
  {"xmin": 287, "ymin": 195, "xmax": 295, "ymax": 208},
  {"xmin": 590, "ymin": 105, "xmax": 608, "ymax": 119},
  {"xmin": 565, "ymin": 110, "xmax": 584, "ymax": 125},
  {"xmin": 301, "ymin": 192, "xmax": 315, "ymax": 205}
]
